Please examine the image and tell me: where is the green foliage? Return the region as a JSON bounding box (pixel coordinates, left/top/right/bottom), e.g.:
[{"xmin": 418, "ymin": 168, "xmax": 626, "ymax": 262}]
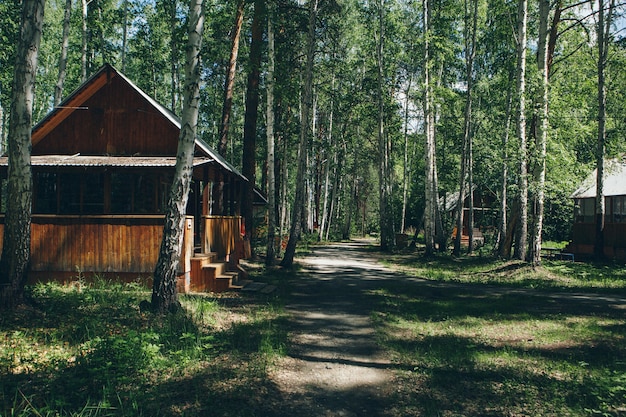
[{"xmin": 0, "ymin": 281, "xmax": 286, "ymax": 416}]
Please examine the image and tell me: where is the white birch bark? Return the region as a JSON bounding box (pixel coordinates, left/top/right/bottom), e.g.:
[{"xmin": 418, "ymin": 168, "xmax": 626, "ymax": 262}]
[
  {"xmin": 0, "ymin": 0, "xmax": 45, "ymax": 309},
  {"xmin": 266, "ymin": 7, "xmax": 277, "ymax": 265},
  {"xmin": 151, "ymin": 0, "xmax": 205, "ymax": 313},
  {"xmin": 530, "ymin": 0, "xmax": 550, "ymax": 266},
  {"xmin": 514, "ymin": 0, "xmax": 528, "ymax": 261}
]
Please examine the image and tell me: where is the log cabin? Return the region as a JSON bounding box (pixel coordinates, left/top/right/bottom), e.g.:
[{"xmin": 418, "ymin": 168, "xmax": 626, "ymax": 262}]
[
  {"xmin": 0, "ymin": 64, "xmax": 254, "ymax": 292},
  {"xmin": 566, "ymin": 158, "xmax": 626, "ymax": 260}
]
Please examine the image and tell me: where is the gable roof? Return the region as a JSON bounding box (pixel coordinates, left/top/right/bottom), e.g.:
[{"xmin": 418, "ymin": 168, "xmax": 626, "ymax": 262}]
[
  {"xmin": 31, "ymin": 64, "xmax": 247, "ymax": 182},
  {"xmin": 571, "ymin": 159, "xmax": 626, "ymax": 198}
]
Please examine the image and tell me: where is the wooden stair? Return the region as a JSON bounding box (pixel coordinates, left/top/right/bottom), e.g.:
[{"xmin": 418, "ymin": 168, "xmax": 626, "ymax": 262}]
[{"xmin": 189, "ymin": 252, "xmax": 242, "ymax": 293}]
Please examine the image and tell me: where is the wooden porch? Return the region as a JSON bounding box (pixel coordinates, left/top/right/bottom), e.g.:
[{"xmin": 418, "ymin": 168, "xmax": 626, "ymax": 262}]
[{"xmin": 0, "ymin": 214, "xmax": 245, "ymax": 293}]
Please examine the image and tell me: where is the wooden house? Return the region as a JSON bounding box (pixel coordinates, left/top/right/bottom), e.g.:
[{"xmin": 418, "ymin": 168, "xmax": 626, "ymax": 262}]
[
  {"xmin": 0, "ymin": 64, "xmax": 252, "ymax": 292},
  {"xmin": 566, "ymin": 159, "xmax": 626, "ymax": 260},
  {"xmin": 441, "ymin": 185, "xmax": 497, "ymax": 246}
]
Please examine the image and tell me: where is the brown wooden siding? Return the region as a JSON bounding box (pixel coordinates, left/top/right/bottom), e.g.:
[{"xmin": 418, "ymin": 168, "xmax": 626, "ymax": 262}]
[
  {"xmin": 202, "ymin": 215, "xmax": 243, "ymax": 260},
  {"xmin": 0, "ymin": 215, "xmax": 194, "ymax": 283},
  {"xmin": 569, "ymin": 222, "xmax": 626, "ymax": 259},
  {"xmin": 32, "ymin": 75, "xmax": 179, "ymax": 156}
]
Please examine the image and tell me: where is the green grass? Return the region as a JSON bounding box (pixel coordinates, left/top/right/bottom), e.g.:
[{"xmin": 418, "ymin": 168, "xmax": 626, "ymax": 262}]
[
  {"xmin": 382, "ymin": 251, "xmax": 626, "ymax": 293},
  {"xmin": 372, "ymin": 253, "xmax": 626, "ymax": 416},
  {"xmin": 2, "ymin": 251, "xmax": 626, "ymax": 416},
  {"xmin": 0, "ymin": 280, "xmax": 287, "ymax": 417}
]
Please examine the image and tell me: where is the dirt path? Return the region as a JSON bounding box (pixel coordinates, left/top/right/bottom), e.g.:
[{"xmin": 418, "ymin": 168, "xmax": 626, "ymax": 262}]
[
  {"xmin": 270, "ymin": 239, "xmax": 400, "ymax": 417},
  {"xmin": 266, "ymin": 240, "xmax": 626, "ymax": 417}
]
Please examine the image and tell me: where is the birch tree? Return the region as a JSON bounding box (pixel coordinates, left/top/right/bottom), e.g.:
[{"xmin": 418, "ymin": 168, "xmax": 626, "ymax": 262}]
[
  {"xmin": 513, "ymin": 0, "xmax": 528, "ymax": 261},
  {"xmin": 594, "ymin": 0, "xmax": 615, "ymax": 260},
  {"xmin": 530, "ymin": 0, "xmax": 550, "ymax": 266},
  {"xmin": 54, "ymin": 0, "xmax": 71, "ymax": 106},
  {"xmin": 377, "ymin": 0, "xmax": 395, "ymax": 251},
  {"xmin": 0, "ymin": 0, "xmax": 45, "ymax": 310},
  {"xmin": 423, "ymin": 0, "xmax": 437, "ymax": 257},
  {"xmin": 218, "ymin": 0, "xmax": 244, "ymax": 156},
  {"xmin": 266, "ymin": 2, "xmax": 277, "ymax": 265},
  {"xmin": 241, "ymin": 0, "xmax": 264, "ymax": 257},
  {"xmin": 151, "ymin": 0, "xmax": 205, "ymax": 314},
  {"xmin": 281, "ymin": 0, "xmax": 318, "ymax": 267},
  {"xmin": 453, "ymin": 0, "xmax": 479, "ymax": 257}
]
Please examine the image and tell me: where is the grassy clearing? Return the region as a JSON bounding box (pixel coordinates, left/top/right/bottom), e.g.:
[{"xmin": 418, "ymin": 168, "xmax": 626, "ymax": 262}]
[
  {"xmin": 383, "ymin": 251, "xmax": 626, "ymax": 293},
  {"xmin": 0, "ymin": 279, "xmax": 287, "ymax": 417},
  {"xmin": 373, "ymin": 252, "xmax": 626, "ymax": 416}
]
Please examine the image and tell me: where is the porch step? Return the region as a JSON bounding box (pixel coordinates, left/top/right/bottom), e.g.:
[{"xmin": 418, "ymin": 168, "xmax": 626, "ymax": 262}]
[{"xmin": 190, "ymin": 254, "xmax": 240, "ymax": 293}]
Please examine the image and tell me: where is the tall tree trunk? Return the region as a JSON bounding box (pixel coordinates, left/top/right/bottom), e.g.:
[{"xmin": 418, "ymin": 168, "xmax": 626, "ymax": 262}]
[
  {"xmin": 594, "ymin": 0, "xmax": 614, "ymax": 260},
  {"xmin": 530, "ymin": 0, "xmax": 550, "ymax": 266},
  {"xmin": 169, "ymin": 0, "xmax": 179, "ymax": 112},
  {"xmin": 54, "ymin": 0, "xmax": 71, "ymax": 106},
  {"xmin": 454, "ymin": 0, "xmax": 478, "ymax": 257},
  {"xmin": 0, "ymin": 0, "xmax": 45, "ymax": 310},
  {"xmin": 377, "ymin": 0, "xmax": 394, "ymax": 251},
  {"xmin": 151, "ymin": 0, "xmax": 205, "ymax": 314},
  {"xmin": 401, "ymin": 74, "xmax": 412, "ymax": 234},
  {"xmin": 81, "ymin": 0, "xmax": 87, "ymax": 81},
  {"xmin": 265, "ymin": 4, "xmax": 276, "ymax": 266},
  {"xmin": 319, "ymin": 75, "xmax": 335, "ymax": 241},
  {"xmin": 241, "ymin": 0, "xmax": 264, "ymax": 258},
  {"xmin": 496, "ymin": 70, "xmax": 514, "ymax": 257},
  {"xmin": 423, "ymin": 0, "xmax": 436, "ymax": 257},
  {"xmin": 121, "ymin": 0, "xmax": 128, "ymax": 72},
  {"xmin": 513, "ymin": 0, "xmax": 528, "ymax": 261},
  {"xmin": 219, "ymin": 0, "xmax": 244, "ymax": 156},
  {"xmin": 281, "ymin": 0, "xmax": 318, "ymax": 267}
]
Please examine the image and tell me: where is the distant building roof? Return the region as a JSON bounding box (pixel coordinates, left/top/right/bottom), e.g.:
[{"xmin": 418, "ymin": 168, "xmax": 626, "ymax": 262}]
[{"xmin": 571, "ymin": 159, "xmax": 626, "ymax": 198}]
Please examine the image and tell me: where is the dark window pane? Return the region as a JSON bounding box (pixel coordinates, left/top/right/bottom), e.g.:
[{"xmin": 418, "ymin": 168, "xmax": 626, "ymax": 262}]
[
  {"xmin": 34, "ymin": 172, "xmax": 58, "ymax": 214},
  {"xmin": 83, "ymin": 173, "xmax": 104, "ymax": 214},
  {"xmin": 59, "ymin": 173, "xmax": 81, "ymax": 214},
  {"xmin": 111, "ymin": 172, "xmax": 134, "ymax": 213},
  {"xmin": 135, "ymin": 175, "xmax": 156, "ymax": 213}
]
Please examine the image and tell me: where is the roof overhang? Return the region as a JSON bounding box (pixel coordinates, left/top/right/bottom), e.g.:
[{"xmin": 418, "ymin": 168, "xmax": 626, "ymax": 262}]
[
  {"xmin": 571, "ymin": 159, "xmax": 626, "ymax": 198},
  {"xmin": 0, "ymin": 155, "xmax": 214, "ymax": 168}
]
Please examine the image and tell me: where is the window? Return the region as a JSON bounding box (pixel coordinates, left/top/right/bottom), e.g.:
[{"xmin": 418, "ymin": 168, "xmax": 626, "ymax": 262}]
[
  {"xmin": 613, "ymin": 196, "xmax": 626, "ymax": 223},
  {"xmin": 134, "ymin": 175, "xmax": 157, "ymax": 213},
  {"xmin": 34, "ymin": 172, "xmax": 58, "ymax": 214},
  {"xmin": 111, "ymin": 172, "xmax": 134, "ymax": 213},
  {"xmin": 82, "ymin": 173, "xmax": 104, "ymax": 214},
  {"xmin": 59, "ymin": 173, "xmax": 81, "ymax": 214},
  {"xmin": 575, "ymin": 198, "xmax": 595, "ymax": 223}
]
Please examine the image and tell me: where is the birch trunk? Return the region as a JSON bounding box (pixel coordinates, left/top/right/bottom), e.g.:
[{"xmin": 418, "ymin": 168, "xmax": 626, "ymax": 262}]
[
  {"xmin": 594, "ymin": 0, "xmax": 614, "ymax": 260},
  {"xmin": 54, "ymin": 0, "xmax": 71, "ymax": 106},
  {"xmin": 513, "ymin": 0, "xmax": 528, "ymax": 261},
  {"xmin": 151, "ymin": 0, "xmax": 204, "ymax": 314},
  {"xmin": 241, "ymin": 0, "xmax": 264, "ymax": 257},
  {"xmin": 454, "ymin": 0, "xmax": 478, "ymax": 257},
  {"xmin": 530, "ymin": 0, "xmax": 550, "ymax": 266},
  {"xmin": 377, "ymin": 0, "xmax": 394, "ymax": 251},
  {"xmin": 218, "ymin": 0, "xmax": 244, "ymax": 156},
  {"xmin": 265, "ymin": 6, "xmax": 276, "ymax": 266},
  {"xmin": 423, "ymin": 0, "xmax": 436, "ymax": 257},
  {"xmin": 169, "ymin": 0, "xmax": 179, "ymax": 112},
  {"xmin": 281, "ymin": 0, "xmax": 318, "ymax": 267},
  {"xmin": 81, "ymin": 0, "xmax": 87, "ymax": 81},
  {"xmin": 0, "ymin": 0, "xmax": 45, "ymax": 310},
  {"xmin": 401, "ymin": 74, "xmax": 412, "ymax": 234},
  {"xmin": 496, "ymin": 71, "xmax": 514, "ymax": 257}
]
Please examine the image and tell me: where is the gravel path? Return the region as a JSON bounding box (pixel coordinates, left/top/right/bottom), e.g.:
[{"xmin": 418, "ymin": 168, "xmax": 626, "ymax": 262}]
[{"xmin": 270, "ymin": 239, "xmax": 400, "ymax": 417}]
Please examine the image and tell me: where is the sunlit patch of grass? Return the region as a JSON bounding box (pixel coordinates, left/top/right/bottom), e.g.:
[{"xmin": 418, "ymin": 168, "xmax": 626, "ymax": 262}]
[
  {"xmin": 382, "ymin": 252, "xmax": 626, "ymax": 293},
  {"xmin": 369, "ymin": 280, "xmax": 626, "ymax": 416}
]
